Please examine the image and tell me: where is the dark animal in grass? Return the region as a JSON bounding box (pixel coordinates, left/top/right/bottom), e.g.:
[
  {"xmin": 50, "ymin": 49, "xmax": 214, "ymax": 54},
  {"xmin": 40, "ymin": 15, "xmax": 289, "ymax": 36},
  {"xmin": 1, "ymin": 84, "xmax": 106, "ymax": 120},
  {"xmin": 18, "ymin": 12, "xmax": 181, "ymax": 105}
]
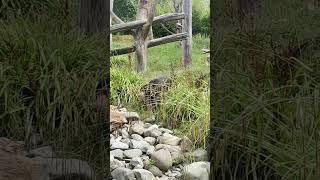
[
  {"xmin": 139, "ymin": 76, "xmax": 172, "ymax": 111},
  {"xmin": 195, "ymin": 74, "xmax": 209, "ymax": 89}
]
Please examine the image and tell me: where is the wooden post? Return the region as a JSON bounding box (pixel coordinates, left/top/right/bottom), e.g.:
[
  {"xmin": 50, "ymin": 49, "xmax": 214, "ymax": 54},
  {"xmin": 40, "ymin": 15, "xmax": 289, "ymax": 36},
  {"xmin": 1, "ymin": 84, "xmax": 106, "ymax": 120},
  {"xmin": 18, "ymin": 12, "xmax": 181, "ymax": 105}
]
[
  {"xmin": 182, "ymin": 0, "xmax": 192, "ymax": 68},
  {"xmin": 148, "ymin": 26, "xmax": 154, "ymax": 39},
  {"xmin": 173, "ymin": 0, "xmax": 183, "ymax": 47},
  {"xmin": 135, "ymin": 0, "xmax": 157, "ymax": 72}
]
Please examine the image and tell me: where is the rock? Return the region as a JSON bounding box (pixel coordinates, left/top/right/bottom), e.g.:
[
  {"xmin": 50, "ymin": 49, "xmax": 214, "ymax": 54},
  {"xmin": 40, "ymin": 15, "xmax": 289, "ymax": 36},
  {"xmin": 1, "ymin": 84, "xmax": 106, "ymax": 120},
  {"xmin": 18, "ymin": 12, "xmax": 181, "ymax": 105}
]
[
  {"xmin": 29, "ymin": 146, "xmax": 55, "ymax": 158},
  {"xmin": 146, "ymin": 146, "xmax": 155, "ymax": 155},
  {"xmin": 111, "ymin": 167, "xmax": 136, "ymax": 180},
  {"xmin": 130, "ymin": 140, "xmax": 150, "ymax": 152},
  {"xmin": 124, "ymin": 149, "xmax": 143, "ymax": 159},
  {"xmin": 148, "ymin": 165, "xmax": 163, "ymax": 177},
  {"xmin": 155, "ymin": 144, "xmax": 181, "ymax": 156},
  {"xmin": 121, "ymin": 138, "xmax": 131, "ymax": 145},
  {"xmin": 123, "ymin": 111, "xmax": 140, "ymax": 121},
  {"xmin": 144, "ymin": 125, "xmax": 162, "ymax": 138},
  {"xmin": 111, "ymin": 141, "xmax": 129, "ymax": 150},
  {"xmin": 119, "ymin": 108, "xmax": 128, "ymax": 112},
  {"xmin": 158, "ymin": 133, "xmax": 181, "ymax": 146},
  {"xmin": 144, "ymin": 123, "xmax": 152, "ymax": 128},
  {"xmin": 190, "ymin": 148, "xmax": 208, "ymax": 161},
  {"xmin": 111, "ymin": 158, "xmax": 126, "ymax": 171},
  {"xmin": 182, "ymin": 162, "xmax": 210, "ymax": 180},
  {"xmin": 144, "ymin": 137, "xmax": 156, "ymax": 145},
  {"xmin": 140, "ymin": 155, "xmax": 150, "ymax": 168},
  {"xmin": 111, "ymin": 149, "xmax": 124, "ymax": 159},
  {"xmin": 115, "ymin": 136, "xmax": 122, "ymax": 141},
  {"xmin": 144, "ymin": 116, "xmax": 156, "ymax": 123},
  {"xmin": 155, "ymin": 176, "xmax": 169, "ymax": 180},
  {"xmin": 121, "ymin": 128, "xmax": 130, "ymax": 139},
  {"xmin": 131, "ymin": 122, "xmax": 145, "ymax": 135},
  {"xmin": 180, "ymin": 136, "xmax": 193, "ymax": 152},
  {"xmin": 111, "ymin": 134, "xmax": 116, "ymax": 145},
  {"xmin": 151, "ymin": 149, "xmax": 172, "ymax": 171},
  {"xmin": 133, "ymin": 169, "xmax": 156, "ymax": 180},
  {"xmin": 129, "ymin": 157, "xmax": 144, "ymax": 169},
  {"xmin": 131, "ymin": 134, "xmax": 144, "ymax": 141},
  {"xmin": 111, "ymin": 108, "xmax": 128, "ymax": 130},
  {"xmin": 159, "ymin": 128, "xmax": 173, "ymax": 134}
]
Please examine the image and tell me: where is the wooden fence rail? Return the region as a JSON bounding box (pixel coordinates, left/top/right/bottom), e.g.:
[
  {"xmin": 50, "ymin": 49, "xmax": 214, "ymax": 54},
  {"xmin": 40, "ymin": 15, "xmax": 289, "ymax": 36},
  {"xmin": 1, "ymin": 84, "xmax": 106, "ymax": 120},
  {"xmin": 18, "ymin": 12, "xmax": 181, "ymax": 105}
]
[{"xmin": 110, "ymin": 0, "xmax": 192, "ymax": 72}]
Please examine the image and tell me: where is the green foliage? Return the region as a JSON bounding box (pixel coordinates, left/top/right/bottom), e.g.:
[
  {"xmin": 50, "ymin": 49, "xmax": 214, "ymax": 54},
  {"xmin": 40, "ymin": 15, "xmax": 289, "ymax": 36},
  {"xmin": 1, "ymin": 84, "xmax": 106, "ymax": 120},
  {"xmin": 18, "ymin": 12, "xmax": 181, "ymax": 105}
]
[
  {"xmin": 110, "ymin": 62, "xmax": 144, "ymax": 107},
  {"xmin": 113, "ymin": 0, "xmax": 138, "ymax": 22},
  {"xmin": 157, "ymin": 73, "xmax": 210, "ymax": 147},
  {"xmin": 192, "ymin": 9, "xmax": 209, "ymax": 35},
  {"xmin": 211, "ymin": 0, "xmax": 320, "ymax": 179},
  {"xmin": 0, "ymin": 15, "xmax": 108, "ymax": 174}
]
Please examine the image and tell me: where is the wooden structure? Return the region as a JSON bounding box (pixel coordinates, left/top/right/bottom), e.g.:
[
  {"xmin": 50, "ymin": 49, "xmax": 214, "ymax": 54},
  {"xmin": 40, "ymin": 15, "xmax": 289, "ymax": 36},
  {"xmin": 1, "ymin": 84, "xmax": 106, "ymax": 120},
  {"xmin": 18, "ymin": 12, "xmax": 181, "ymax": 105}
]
[{"xmin": 110, "ymin": 0, "xmax": 192, "ymax": 72}]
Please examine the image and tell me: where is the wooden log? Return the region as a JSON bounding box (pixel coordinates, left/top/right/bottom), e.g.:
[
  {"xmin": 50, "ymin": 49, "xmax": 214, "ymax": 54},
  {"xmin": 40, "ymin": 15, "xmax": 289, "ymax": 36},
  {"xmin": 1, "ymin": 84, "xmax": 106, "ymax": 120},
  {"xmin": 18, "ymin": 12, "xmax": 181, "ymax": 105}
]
[
  {"xmin": 111, "ymin": 33, "xmax": 188, "ymax": 56},
  {"xmin": 111, "ymin": 19, "xmax": 147, "ymax": 33},
  {"xmin": 148, "ymin": 32, "xmax": 188, "ymax": 48},
  {"xmin": 110, "ymin": 13, "xmax": 184, "ymax": 33},
  {"xmin": 182, "ymin": 0, "xmax": 192, "ymax": 68},
  {"xmin": 153, "ymin": 13, "xmax": 185, "ymax": 24},
  {"xmin": 111, "ymin": 46, "xmax": 136, "ymax": 56},
  {"xmin": 173, "ymin": 0, "xmax": 183, "ymax": 47},
  {"xmin": 111, "ymin": 11, "xmax": 124, "ymax": 24}
]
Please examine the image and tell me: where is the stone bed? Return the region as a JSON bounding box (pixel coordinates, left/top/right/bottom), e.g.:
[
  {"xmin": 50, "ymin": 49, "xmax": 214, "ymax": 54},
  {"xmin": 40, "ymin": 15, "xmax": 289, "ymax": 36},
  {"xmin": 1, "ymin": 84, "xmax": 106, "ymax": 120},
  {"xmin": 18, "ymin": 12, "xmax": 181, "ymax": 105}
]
[{"xmin": 110, "ymin": 106, "xmax": 210, "ymax": 180}]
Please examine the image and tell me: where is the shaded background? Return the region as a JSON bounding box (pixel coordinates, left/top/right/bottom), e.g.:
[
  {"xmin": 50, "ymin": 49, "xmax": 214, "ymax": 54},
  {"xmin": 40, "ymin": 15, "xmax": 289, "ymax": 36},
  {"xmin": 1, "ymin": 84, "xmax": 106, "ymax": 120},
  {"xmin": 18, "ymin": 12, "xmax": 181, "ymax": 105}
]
[{"xmin": 210, "ymin": 0, "xmax": 320, "ymax": 179}]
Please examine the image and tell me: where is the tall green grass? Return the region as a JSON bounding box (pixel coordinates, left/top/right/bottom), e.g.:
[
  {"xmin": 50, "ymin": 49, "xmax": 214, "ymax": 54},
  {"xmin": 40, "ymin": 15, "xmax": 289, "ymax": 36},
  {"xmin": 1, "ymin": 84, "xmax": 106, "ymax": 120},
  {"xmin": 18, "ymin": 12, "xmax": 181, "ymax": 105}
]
[
  {"xmin": 0, "ymin": 16, "xmax": 108, "ymax": 175},
  {"xmin": 210, "ymin": 0, "xmax": 320, "ymax": 179}
]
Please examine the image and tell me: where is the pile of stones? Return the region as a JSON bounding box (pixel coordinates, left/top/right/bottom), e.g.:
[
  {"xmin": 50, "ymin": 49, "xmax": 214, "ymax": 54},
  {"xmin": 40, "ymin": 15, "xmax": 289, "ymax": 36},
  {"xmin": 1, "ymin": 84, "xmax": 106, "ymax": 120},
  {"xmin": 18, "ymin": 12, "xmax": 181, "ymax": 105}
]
[{"xmin": 110, "ymin": 107, "xmax": 210, "ymax": 180}]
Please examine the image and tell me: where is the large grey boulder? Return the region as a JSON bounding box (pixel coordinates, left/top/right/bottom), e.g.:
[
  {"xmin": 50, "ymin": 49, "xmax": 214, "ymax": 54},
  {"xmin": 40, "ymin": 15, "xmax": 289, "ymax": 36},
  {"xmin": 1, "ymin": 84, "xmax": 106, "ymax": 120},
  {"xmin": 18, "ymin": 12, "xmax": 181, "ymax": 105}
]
[
  {"xmin": 133, "ymin": 169, "xmax": 156, "ymax": 180},
  {"xmin": 111, "ymin": 167, "xmax": 136, "ymax": 180},
  {"xmin": 182, "ymin": 161, "xmax": 210, "ymax": 180},
  {"xmin": 150, "ymin": 149, "xmax": 172, "ymax": 171}
]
